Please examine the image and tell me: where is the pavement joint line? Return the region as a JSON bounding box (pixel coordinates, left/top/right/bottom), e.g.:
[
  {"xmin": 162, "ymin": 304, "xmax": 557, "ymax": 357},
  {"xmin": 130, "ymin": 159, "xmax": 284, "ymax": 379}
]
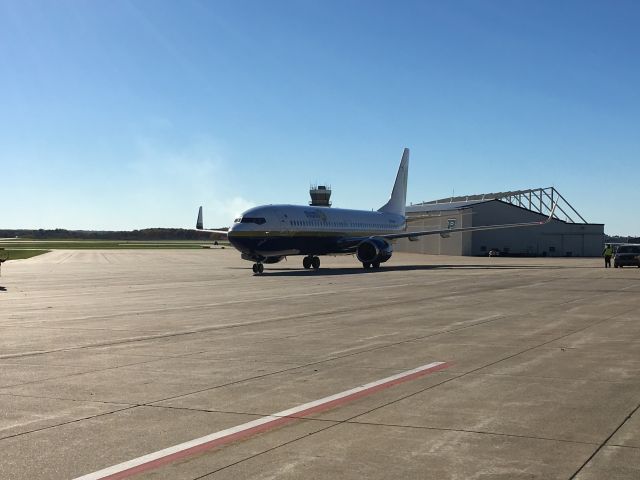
[
  {"xmin": 72, "ymin": 361, "xmax": 449, "ymax": 480},
  {"xmin": 0, "ymin": 353, "xmax": 171, "ymax": 366},
  {"xmin": 343, "ymin": 420, "xmax": 600, "ymax": 445},
  {"xmin": 0, "ymin": 357, "xmax": 323, "ymax": 406},
  {"xmin": 605, "ymin": 444, "xmax": 640, "ymax": 450},
  {"xmin": 0, "ymin": 405, "xmax": 138, "ymax": 442},
  {"xmin": 0, "ymin": 356, "xmax": 186, "ymax": 392},
  {"xmin": 568, "ymin": 400, "xmax": 640, "ymax": 480},
  {"xmin": 463, "ymin": 371, "xmax": 640, "ymax": 385},
  {"xmin": 188, "ymin": 420, "xmax": 342, "ymax": 480},
  {"xmin": 3, "ymin": 325, "xmax": 174, "ymax": 333},
  {"xmin": 0, "ymin": 391, "xmax": 138, "ymax": 407}
]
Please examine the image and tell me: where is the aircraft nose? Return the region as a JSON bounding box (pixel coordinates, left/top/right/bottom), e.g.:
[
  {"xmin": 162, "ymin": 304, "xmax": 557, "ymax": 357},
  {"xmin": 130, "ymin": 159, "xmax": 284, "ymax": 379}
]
[{"xmin": 228, "ymin": 222, "xmax": 245, "ymax": 234}]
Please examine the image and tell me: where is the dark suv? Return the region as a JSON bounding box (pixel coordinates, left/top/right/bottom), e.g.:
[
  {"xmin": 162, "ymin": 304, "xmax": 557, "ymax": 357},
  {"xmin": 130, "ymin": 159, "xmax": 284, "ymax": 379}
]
[{"xmin": 614, "ymin": 245, "xmax": 640, "ymax": 268}]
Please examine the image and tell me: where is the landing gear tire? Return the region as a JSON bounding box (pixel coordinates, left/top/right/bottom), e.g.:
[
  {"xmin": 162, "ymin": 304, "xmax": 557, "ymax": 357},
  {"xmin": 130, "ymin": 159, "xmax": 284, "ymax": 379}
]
[
  {"xmin": 252, "ymin": 263, "xmax": 264, "ymax": 274},
  {"xmin": 362, "ymin": 262, "xmax": 371, "ymax": 269},
  {"xmin": 311, "ymin": 256, "xmax": 320, "ymax": 270},
  {"xmin": 303, "ymin": 257, "xmax": 311, "ymax": 269},
  {"xmin": 372, "ymin": 262, "xmax": 381, "ymax": 269}
]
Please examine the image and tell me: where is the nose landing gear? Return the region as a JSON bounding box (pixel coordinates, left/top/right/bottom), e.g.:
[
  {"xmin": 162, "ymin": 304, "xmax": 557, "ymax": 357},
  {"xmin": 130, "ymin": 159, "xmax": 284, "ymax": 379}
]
[{"xmin": 252, "ymin": 263, "xmax": 264, "ymax": 274}]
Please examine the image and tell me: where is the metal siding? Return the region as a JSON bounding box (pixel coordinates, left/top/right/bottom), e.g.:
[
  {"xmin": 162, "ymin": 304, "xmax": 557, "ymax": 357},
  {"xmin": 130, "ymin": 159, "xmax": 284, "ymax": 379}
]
[
  {"xmin": 471, "ymin": 201, "xmax": 604, "ymax": 257},
  {"xmin": 396, "ymin": 211, "xmax": 466, "ymax": 255},
  {"xmin": 398, "ymin": 200, "xmax": 604, "ymax": 257}
]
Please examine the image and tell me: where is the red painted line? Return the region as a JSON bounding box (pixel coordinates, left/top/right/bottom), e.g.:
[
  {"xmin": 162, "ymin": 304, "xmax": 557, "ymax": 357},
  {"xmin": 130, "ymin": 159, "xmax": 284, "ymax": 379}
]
[{"xmin": 97, "ymin": 415, "xmax": 298, "ymax": 480}]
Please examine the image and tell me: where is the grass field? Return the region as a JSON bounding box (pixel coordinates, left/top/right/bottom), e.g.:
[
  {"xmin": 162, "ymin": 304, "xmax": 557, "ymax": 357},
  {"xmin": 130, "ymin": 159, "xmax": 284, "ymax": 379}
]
[
  {"xmin": 0, "ymin": 239, "xmax": 230, "ymax": 261},
  {"xmin": 0, "ymin": 249, "xmax": 50, "ymax": 261},
  {"xmin": 0, "ymin": 240, "xmax": 229, "ymax": 249}
]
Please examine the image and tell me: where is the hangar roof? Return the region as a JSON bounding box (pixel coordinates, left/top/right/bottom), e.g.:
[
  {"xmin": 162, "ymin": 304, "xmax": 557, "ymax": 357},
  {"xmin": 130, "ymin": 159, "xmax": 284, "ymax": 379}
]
[
  {"xmin": 406, "ymin": 199, "xmax": 490, "ymax": 213},
  {"xmin": 407, "ymin": 187, "xmax": 587, "ymax": 224}
]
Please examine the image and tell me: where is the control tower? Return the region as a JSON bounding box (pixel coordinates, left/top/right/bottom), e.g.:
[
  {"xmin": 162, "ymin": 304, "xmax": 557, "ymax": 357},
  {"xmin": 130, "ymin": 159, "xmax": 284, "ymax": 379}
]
[{"xmin": 309, "ymin": 184, "xmax": 332, "ymax": 207}]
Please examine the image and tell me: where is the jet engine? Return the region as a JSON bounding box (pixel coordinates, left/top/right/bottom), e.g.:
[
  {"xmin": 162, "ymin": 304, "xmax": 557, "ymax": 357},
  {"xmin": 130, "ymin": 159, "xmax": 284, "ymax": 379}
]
[
  {"xmin": 356, "ymin": 237, "xmax": 393, "ymax": 265},
  {"xmin": 263, "ymin": 256, "xmax": 285, "ymax": 264}
]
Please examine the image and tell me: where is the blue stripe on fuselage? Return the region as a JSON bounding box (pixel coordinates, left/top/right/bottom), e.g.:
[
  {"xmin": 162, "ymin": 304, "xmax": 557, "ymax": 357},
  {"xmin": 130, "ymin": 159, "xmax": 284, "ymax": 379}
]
[{"xmin": 228, "ymin": 233, "xmax": 350, "ymax": 257}]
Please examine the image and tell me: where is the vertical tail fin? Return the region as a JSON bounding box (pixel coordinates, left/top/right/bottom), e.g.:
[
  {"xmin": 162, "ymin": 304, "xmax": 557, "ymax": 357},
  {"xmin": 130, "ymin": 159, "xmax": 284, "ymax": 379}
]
[
  {"xmin": 378, "ymin": 148, "xmax": 409, "ymax": 216},
  {"xmin": 196, "ymin": 206, "xmax": 204, "ymax": 229}
]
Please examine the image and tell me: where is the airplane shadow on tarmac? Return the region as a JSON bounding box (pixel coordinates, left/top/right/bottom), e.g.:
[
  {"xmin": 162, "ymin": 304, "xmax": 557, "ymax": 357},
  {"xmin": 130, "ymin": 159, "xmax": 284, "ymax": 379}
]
[
  {"xmin": 0, "ymin": 286, "xmax": 6, "ymax": 292},
  {"xmin": 230, "ymin": 264, "xmax": 587, "ymax": 277}
]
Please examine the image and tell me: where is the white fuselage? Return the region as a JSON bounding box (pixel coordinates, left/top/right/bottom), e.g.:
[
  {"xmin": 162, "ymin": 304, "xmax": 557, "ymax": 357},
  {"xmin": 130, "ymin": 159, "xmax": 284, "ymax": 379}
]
[{"xmin": 227, "ymin": 204, "xmax": 406, "ymax": 258}]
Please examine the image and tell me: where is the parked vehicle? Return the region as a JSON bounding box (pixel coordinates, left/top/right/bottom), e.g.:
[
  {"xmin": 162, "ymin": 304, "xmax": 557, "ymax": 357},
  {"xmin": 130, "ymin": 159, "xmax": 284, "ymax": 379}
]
[{"xmin": 614, "ymin": 244, "xmax": 640, "ymax": 268}]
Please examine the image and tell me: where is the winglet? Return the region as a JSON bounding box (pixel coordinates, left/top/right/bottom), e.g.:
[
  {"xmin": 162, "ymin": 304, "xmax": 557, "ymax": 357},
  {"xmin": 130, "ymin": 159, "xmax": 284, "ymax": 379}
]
[
  {"xmin": 196, "ymin": 206, "xmax": 204, "ymax": 230},
  {"xmin": 378, "ymin": 148, "xmax": 409, "ymax": 216}
]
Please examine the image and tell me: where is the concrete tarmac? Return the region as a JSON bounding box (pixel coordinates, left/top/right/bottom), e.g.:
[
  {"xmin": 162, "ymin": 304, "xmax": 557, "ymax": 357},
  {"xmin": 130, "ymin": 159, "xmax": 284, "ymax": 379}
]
[{"xmin": 1, "ymin": 249, "xmax": 639, "ymax": 479}]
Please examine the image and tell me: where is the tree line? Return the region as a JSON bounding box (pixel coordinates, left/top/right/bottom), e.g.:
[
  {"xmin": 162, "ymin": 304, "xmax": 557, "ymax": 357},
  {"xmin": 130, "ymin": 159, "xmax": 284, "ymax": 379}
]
[
  {"xmin": 0, "ymin": 228, "xmax": 227, "ymax": 241},
  {"xmin": 605, "ymin": 235, "xmax": 640, "ymax": 244}
]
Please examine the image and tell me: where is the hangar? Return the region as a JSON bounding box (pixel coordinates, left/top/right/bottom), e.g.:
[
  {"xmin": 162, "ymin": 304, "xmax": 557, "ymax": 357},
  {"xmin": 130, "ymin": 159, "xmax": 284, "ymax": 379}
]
[{"xmin": 397, "ymin": 187, "xmax": 604, "ymax": 257}]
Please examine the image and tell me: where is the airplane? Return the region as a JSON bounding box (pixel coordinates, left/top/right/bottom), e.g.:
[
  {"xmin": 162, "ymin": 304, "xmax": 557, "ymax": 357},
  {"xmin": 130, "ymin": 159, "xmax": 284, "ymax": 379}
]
[{"xmin": 196, "ymin": 148, "xmax": 556, "ymax": 274}]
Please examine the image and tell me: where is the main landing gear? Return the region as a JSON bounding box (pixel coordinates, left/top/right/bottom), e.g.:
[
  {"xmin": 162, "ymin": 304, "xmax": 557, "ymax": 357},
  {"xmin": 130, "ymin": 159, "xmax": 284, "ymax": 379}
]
[
  {"xmin": 362, "ymin": 261, "xmax": 381, "ymax": 270},
  {"xmin": 252, "ymin": 263, "xmax": 264, "ymax": 274},
  {"xmin": 303, "ymin": 256, "xmax": 320, "ymax": 270}
]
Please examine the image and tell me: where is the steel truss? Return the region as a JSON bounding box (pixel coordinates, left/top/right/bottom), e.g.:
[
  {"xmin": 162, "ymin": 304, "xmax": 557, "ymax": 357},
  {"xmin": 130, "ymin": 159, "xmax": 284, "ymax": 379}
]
[{"xmin": 423, "ymin": 187, "xmax": 587, "ymax": 223}]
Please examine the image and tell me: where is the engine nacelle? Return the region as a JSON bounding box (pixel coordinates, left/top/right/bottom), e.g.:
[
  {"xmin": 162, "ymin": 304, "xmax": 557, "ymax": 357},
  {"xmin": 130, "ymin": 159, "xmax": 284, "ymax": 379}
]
[
  {"xmin": 263, "ymin": 256, "xmax": 285, "ymax": 264},
  {"xmin": 356, "ymin": 237, "xmax": 393, "ymax": 264}
]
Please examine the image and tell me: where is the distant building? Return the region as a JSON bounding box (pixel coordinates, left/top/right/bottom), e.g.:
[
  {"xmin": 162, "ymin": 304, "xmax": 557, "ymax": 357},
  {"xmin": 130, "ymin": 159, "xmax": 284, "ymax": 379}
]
[{"xmin": 397, "ymin": 187, "xmax": 604, "ymax": 257}]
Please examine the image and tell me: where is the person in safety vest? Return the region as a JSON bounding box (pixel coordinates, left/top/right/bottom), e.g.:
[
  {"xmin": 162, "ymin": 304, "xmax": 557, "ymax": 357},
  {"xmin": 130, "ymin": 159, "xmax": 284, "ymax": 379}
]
[{"xmin": 602, "ymin": 244, "xmax": 614, "ymax": 268}]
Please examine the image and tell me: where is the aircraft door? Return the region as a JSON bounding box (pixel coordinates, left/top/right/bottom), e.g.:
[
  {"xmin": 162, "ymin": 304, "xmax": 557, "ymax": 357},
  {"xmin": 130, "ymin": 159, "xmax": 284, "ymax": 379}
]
[{"xmin": 280, "ymin": 210, "xmax": 292, "ymax": 233}]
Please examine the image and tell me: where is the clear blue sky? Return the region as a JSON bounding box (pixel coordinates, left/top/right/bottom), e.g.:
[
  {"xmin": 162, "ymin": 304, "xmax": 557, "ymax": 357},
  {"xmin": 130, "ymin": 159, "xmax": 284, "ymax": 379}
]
[{"xmin": 2, "ymin": 0, "xmax": 638, "ymax": 235}]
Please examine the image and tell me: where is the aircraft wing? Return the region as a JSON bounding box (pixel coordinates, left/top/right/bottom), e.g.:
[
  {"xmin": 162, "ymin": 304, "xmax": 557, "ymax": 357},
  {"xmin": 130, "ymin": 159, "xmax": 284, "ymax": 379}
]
[
  {"xmin": 382, "ymin": 201, "xmax": 558, "ymax": 241},
  {"xmin": 195, "ymin": 206, "xmax": 229, "ymax": 235},
  {"xmin": 338, "ymin": 202, "xmax": 557, "ymax": 248},
  {"xmin": 196, "ymin": 228, "xmax": 229, "ymax": 235},
  {"xmin": 405, "ymin": 214, "xmax": 455, "ymax": 223}
]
